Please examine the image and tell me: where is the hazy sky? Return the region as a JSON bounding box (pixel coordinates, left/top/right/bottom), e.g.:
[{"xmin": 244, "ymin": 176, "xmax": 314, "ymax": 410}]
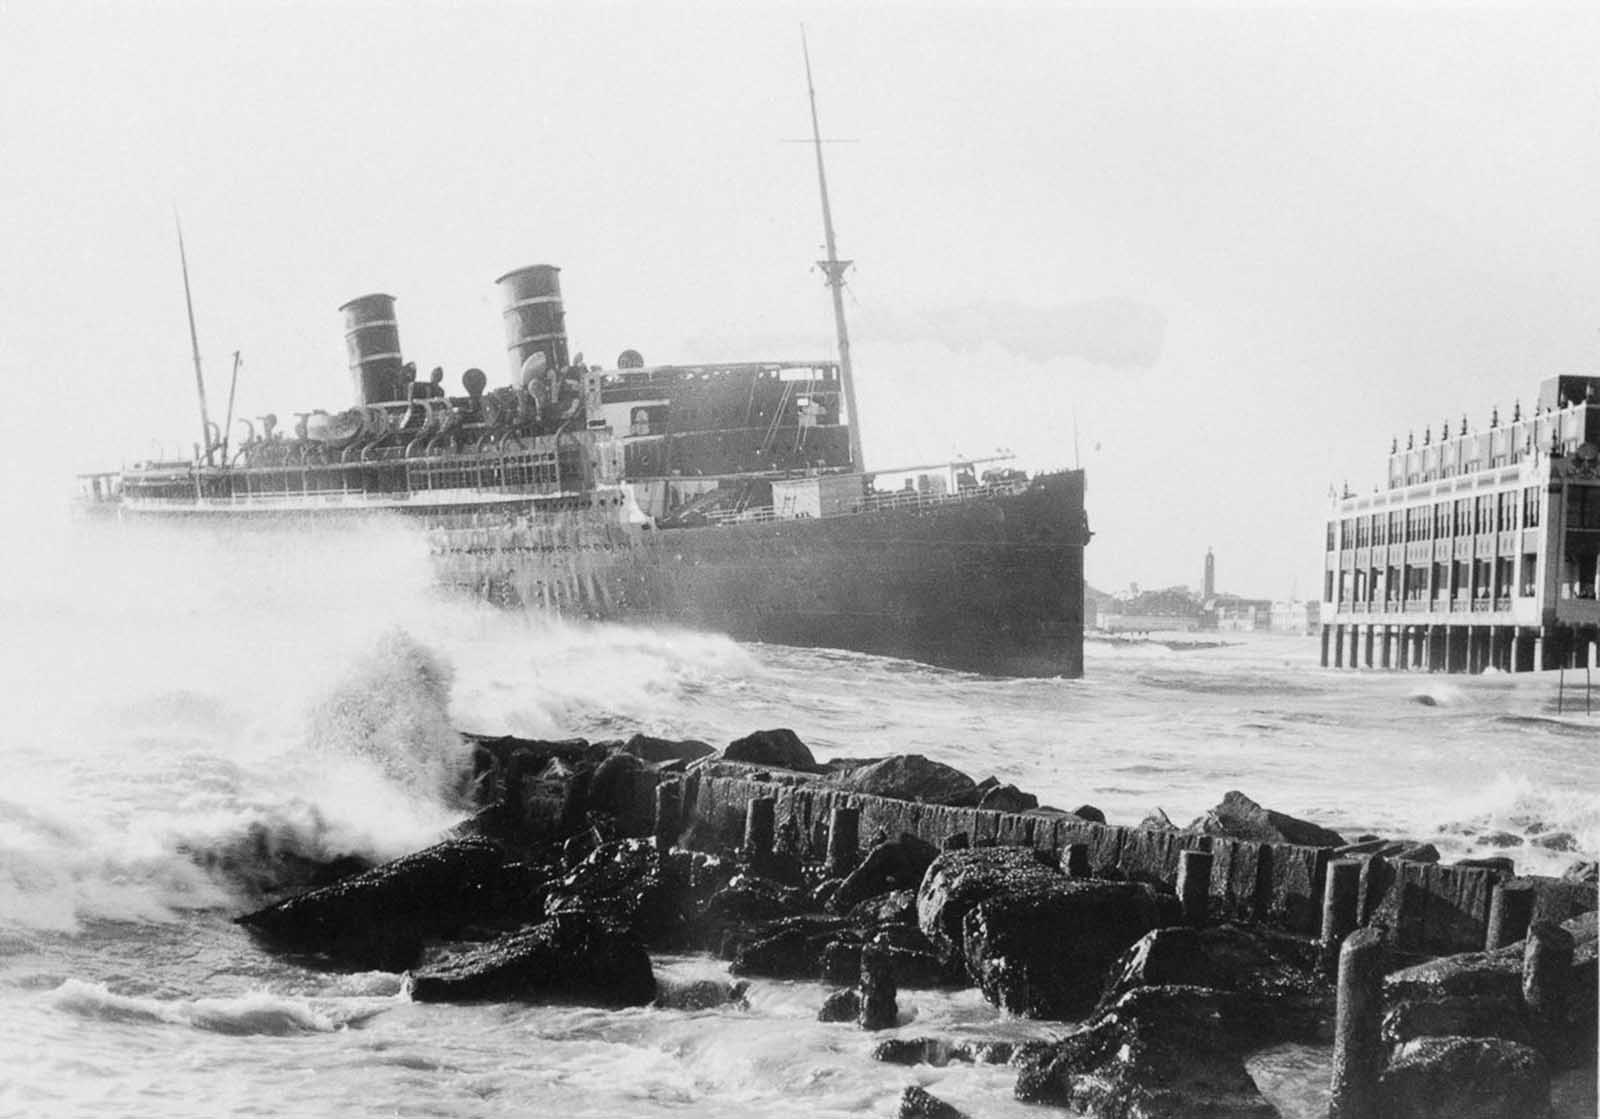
[{"xmin": 3, "ymin": 3, "xmax": 1597, "ymax": 599}]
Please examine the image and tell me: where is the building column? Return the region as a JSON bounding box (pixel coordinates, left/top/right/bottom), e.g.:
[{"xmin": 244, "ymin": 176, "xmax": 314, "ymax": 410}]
[
  {"xmin": 1333, "ymin": 624, "xmax": 1345, "ymax": 668},
  {"xmin": 1347, "ymin": 625, "xmax": 1361, "ymax": 669},
  {"xmin": 1362, "ymin": 625, "xmax": 1375, "ymax": 669},
  {"xmin": 1379, "ymin": 626, "xmax": 1392, "ymax": 669},
  {"xmin": 1320, "ymin": 625, "xmax": 1331, "ymax": 668}
]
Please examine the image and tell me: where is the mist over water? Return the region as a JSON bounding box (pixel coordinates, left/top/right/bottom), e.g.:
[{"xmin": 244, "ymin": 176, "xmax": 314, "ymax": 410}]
[{"xmin": 0, "ymin": 511, "xmax": 1594, "ymax": 1117}]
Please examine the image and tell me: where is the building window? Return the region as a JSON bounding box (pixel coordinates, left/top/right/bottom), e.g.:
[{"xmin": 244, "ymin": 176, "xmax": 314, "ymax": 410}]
[
  {"xmin": 1523, "ymin": 486, "xmax": 1541, "ymax": 529},
  {"xmin": 1389, "ymin": 510, "xmax": 1404, "ymax": 545},
  {"xmin": 1326, "ymin": 522, "xmax": 1336, "ymax": 552},
  {"xmin": 1434, "ymin": 502, "xmax": 1451, "ymax": 538},
  {"xmin": 1520, "ymin": 553, "xmax": 1537, "ymax": 597}
]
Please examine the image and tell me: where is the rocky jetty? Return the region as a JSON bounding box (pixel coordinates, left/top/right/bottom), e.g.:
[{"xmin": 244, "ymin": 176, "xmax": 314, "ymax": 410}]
[{"xmin": 226, "ymin": 725, "xmax": 1597, "ymax": 1117}]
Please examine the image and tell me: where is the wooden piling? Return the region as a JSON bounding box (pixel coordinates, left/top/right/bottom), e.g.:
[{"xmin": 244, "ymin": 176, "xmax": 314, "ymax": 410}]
[
  {"xmin": 744, "ymin": 796, "xmax": 776, "ymax": 863},
  {"xmin": 858, "ymin": 935, "xmax": 898, "ymax": 1031},
  {"xmin": 1320, "ymin": 859, "xmax": 1362, "ymax": 962},
  {"xmin": 1177, "ymin": 849, "xmax": 1212, "ymax": 927},
  {"xmin": 826, "ymin": 805, "xmax": 860, "ymax": 877},
  {"xmin": 1522, "ymin": 921, "xmax": 1574, "ymax": 1065},
  {"xmin": 1485, "ymin": 881, "xmax": 1535, "ymax": 950},
  {"xmin": 652, "ymin": 779, "xmax": 682, "ymax": 854},
  {"xmin": 1328, "ymin": 928, "xmax": 1384, "ymax": 1119}
]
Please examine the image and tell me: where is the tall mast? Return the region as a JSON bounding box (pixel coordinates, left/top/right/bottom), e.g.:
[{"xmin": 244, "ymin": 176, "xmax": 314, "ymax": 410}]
[
  {"xmin": 175, "ymin": 212, "xmax": 215, "ymax": 466},
  {"xmin": 801, "ymin": 29, "xmax": 864, "ymax": 470}
]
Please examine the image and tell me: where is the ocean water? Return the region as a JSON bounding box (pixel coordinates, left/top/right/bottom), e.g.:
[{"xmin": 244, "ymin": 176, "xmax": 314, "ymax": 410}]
[{"xmin": 0, "ymin": 515, "xmax": 1595, "ymax": 1119}]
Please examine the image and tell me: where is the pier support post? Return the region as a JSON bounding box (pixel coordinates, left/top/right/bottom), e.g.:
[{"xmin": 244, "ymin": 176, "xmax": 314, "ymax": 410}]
[
  {"xmin": 1396, "ymin": 626, "xmax": 1409, "ymax": 671},
  {"xmin": 653, "ymin": 779, "xmax": 682, "ymax": 854},
  {"xmin": 1523, "ymin": 921, "xmax": 1574, "ymax": 1066},
  {"xmin": 1329, "ymin": 928, "xmax": 1385, "ymax": 1119},
  {"xmin": 1064, "ymin": 842, "xmax": 1091, "ymax": 878},
  {"xmin": 744, "ymin": 796, "xmax": 776, "ymax": 865},
  {"xmin": 1347, "ymin": 625, "xmax": 1360, "ymax": 669},
  {"xmin": 1321, "ymin": 625, "xmax": 1331, "ymax": 667},
  {"xmin": 1486, "ymin": 881, "xmax": 1536, "ymax": 950},
  {"xmin": 1177, "ymin": 849, "xmax": 1212, "ymax": 927},
  {"xmin": 826, "ymin": 806, "xmax": 860, "ymax": 877},
  {"xmin": 1379, "ymin": 628, "xmax": 1392, "ymax": 669},
  {"xmin": 858, "ymin": 934, "xmax": 898, "ymax": 1030},
  {"xmin": 1320, "ymin": 859, "xmax": 1362, "ymax": 968},
  {"xmin": 1362, "ymin": 625, "xmax": 1375, "ymax": 669}
]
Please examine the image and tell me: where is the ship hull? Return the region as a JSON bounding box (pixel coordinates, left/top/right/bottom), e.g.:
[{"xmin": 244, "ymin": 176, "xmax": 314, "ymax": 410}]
[{"xmin": 432, "ymin": 470, "xmax": 1088, "ymax": 678}]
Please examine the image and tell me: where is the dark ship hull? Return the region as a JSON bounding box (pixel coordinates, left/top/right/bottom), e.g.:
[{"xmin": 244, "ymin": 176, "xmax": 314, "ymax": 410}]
[{"xmin": 431, "ymin": 469, "xmax": 1089, "ymax": 677}]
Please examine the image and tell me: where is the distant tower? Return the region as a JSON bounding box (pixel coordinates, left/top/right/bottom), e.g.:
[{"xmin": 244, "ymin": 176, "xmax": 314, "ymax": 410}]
[{"xmin": 1203, "ymin": 547, "xmax": 1215, "ymax": 599}]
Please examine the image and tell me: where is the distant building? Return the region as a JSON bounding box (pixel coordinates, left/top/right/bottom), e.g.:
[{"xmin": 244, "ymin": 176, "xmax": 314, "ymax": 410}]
[
  {"xmin": 1203, "ymin": 547, "xmax": 1215, "ymax": 599},
  {"xmin": 1269, "ymin": 600, "xmax": 1320, "ymax": 636},
  {"xmin": 1321, "ymin": 375, "xmax": 1600, "ymax": 672}
]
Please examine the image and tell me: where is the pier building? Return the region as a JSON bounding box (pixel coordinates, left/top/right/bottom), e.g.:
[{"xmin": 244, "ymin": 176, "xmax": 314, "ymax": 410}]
[{"xmin": 1321, "ymin": 375, "xmax": 1600, "ymax": 673}]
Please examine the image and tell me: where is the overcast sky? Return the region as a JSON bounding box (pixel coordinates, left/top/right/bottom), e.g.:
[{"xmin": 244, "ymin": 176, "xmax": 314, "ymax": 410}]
[{"xmin": 3, "ymin": 2, "xmax": 1597, "ymax": 599}]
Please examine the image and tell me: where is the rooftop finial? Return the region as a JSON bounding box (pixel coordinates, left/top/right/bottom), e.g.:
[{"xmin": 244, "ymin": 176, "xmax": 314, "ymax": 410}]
[
  {"xmin": 1460, "ymin": 414, "xmax": 1468, "ymax": 436},
  {"xmin": 1512, "ymin": 399, "xmax": 1522, "ymax": 423},
  {"xmin": 1490, "ymin": 405, "xmax": 1499, "ymax": 429},
  {"xmin": 1406, "ymin": 430, "xmax": 1414, "ymax": 450},
  {"xmin": 1423, "ymin": 426, "xmax": 1431, "ymax": 445}
]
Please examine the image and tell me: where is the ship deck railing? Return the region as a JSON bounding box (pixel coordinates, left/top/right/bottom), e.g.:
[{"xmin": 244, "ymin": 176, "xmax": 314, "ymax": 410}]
[{"xmin": 703, "ymin": 479, "xmax": 1030, "ymax": 526}]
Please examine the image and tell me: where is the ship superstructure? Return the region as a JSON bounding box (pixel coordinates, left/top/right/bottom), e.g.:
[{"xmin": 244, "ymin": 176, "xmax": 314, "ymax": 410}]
[{"xmin": 1321, "ymin": 375, "xmax": 1600, "ymax": 673}]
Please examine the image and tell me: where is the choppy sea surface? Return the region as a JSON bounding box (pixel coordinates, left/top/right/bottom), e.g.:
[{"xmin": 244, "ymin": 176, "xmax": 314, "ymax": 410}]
[{"xmin": 1, "ymin": 515, "xmax": 1595, "ymax": 1119}]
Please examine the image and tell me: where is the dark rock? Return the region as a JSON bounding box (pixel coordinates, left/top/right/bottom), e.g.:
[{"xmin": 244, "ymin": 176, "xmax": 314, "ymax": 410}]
[
  {"xmin": 622, "ymin": 734, "xmax": 715, "ymax": 765},
  {"xmin": 723, "ymin": 729, "xmax": 817, "ymax": 772},
  {"xmin": 810, "ymin": 878, "xmax": 842, "ymax": 911},
  {"xmin": 821, "ymin": 938, "xmax": 862, "ymax": 984},
  {"xmin": 1393, "ymin": 842, "xmax": 1441, "ymax": 864},
  {"xmin": 1378, "ymin": 1036, "xmax": 1550, "ymax": 1119},
  {"xmin": 1562, "ymin": 860, "xmax": 1598, "ymax": 884},
  {"xmin": 587, "ymin": 752, "xmax": 645, "ymax": 818},
  {"xmin": 817, "ymin": 988, "xmax": 860, "ymax": 1022},
  {"xmin": 1139, "ymin": 807, "xmax": 1177, "ymax": 831},
  {"xmin": 1384, "ymin": 947, "xmax": 1523, "ymax": 1004},
  {"xmin": 410, "ymin": 912, "xmax": 655, "ymax": 1006},
  {"xmin": 916, "ymin": 846, "xmax": 1064, "ymax": 965},
  {"xmin": 1456, "ymin": 856, "xmax": 1517, "ymax": 875},
  {"xmin": 1477, "ymin": 830, "xmax": 1525, "ymax": 849},
  {"xmin": 729, "ymin": 915, "xmax": 850, "ymax": 980},
  {"xmin": 1013, "ymin": 986, "xmax": 1279, "ymax": 1117},
  {"xmin": 1383, "ymin": 994, "xmax": 1532, "ymax": 1048},
  {"xmin": 873, "ymin": 1037, "xmax": 1016, "ymax": 1066},
  {"xmin": 977, "ymin": 784, "xmax": 1037, "ymax": 814},
  {"xmin": 1531, "ymin": 831, "xmax": 1579, "ymax": 853},
  {"xmin": 543, "ymin": 838, "xmax": 688, "ymax": 946},
  {"xmin": 1187, "ymin": 790, "xmax": 1345, "ymax": 848},
  {"xmin": 653, "ymin": 978, "xmax": 748, "ymax": 1011},
  {"xmin": 834, "ymin": 754, "xmax": 977, "ymax": 805},
  {"xmin": 845, "ymin": 887, "xmax": 919, "ymax": 934},
  {"xmin": 831, "ymin": 835, "xmax": 940, "ymax": 913},
  {"xmin": 963, "ymin": 878, "xmax": 1167, "ymax": 1019},
  {"xmin": 897, "ymin": 1085, "xmax": 966, "ymax": 1119},
  {"xmin": 1098, "ymin": 924, "xmax": 1329, "ymax": 1041},
  {"xmin": 697, "ymin": 873, "xmax": 811, "ymax": 931},
  {"xmin": 882, "ymin": 943, "xmax": 952, "ymax": 988},
  {"xmin": 1071, "ymin": 804, "xmax": 1107, "ymax": 824},
  {"xmin": 236, "ymin": 837, "xmax": 527, "ymax": 970}
]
